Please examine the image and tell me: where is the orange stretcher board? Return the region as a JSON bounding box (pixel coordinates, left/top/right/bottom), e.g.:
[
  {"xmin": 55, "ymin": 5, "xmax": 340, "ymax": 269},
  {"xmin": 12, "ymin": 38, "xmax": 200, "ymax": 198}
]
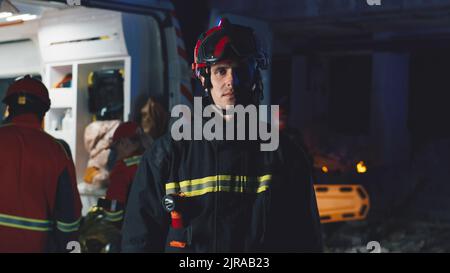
[{"xmin": 314, "ymin": 184, "xmax": 370, "ymax": 224}]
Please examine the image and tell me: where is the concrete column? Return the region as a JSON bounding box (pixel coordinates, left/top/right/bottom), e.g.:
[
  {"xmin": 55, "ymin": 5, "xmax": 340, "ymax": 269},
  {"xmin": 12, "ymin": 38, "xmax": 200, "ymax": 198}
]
[
  {"xmin": 290, "ymin": 56, "xmax": 310, "ymax": 130},
  {"xmin": 371, "ymin": 51, "xmax": 410, "ymax": 165}
]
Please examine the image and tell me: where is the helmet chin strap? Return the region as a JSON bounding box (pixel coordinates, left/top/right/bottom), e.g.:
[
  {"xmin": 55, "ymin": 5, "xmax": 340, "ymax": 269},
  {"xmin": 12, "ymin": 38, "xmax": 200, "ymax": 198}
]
[{"xmin": 202, "ymin": 67, "xmax": 215, "ymax": 107}]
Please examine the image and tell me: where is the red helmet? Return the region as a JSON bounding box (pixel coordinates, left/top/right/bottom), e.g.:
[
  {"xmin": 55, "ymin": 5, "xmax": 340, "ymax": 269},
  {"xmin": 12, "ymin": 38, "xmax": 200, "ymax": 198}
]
[
  {"xmin": 3, "ymin": 75, "xmax": 51, "ymax": 110},
  {"xmin": 112, "ymin": 121, "xmax": 140, "ymax": 143},
  {"xmin": 192, "ymin": 18, "xmax": 264, "ymax": 79}
]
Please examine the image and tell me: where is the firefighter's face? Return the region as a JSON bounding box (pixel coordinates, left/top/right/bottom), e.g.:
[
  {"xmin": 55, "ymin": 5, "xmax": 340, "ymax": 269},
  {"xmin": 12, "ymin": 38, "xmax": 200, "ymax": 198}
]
[{"xmin": 206, "ymin": 61, "xmax": 237, "ymax": 109}]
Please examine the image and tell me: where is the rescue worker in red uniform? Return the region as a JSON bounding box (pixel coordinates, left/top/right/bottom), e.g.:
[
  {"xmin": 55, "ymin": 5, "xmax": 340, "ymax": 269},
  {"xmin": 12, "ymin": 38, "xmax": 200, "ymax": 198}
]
[
  {"xmin": 121, "ymin": 19, "xmax": 323, "ymax": 252},
  {"xmin": 0, "ymin": 75, "xmax": 82, "ymax": 253},
  {"xmin": 103, "ymin": 121, "xmax": 144, "ymax": 224}
]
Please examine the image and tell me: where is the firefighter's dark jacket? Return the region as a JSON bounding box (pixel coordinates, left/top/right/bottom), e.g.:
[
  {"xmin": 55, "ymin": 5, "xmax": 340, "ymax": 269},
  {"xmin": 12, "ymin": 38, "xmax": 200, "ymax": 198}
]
[{"xmin": 121, "ymin": 118, "xmax": 323, "ymax": 253}]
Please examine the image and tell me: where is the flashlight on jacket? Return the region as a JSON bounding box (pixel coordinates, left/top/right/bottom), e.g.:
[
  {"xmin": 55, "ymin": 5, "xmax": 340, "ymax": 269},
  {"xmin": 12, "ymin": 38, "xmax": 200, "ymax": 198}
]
[{"xmin": 163, "ymin": 194, "xmax": 185, "ymax": 229}]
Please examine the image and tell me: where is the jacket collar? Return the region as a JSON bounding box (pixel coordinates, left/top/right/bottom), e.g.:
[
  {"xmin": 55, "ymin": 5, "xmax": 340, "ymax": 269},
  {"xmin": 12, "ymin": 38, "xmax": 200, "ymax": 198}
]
[{"xmin": 11, "ymin": 113, "xmax": 42, "ymax": 130}]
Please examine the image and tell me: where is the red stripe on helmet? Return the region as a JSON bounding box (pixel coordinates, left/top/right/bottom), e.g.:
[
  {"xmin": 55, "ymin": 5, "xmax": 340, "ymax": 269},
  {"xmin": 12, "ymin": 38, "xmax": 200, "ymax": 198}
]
[
  {"xmin": 204, "ymin": 26, "xmax": 221, "ymax": 37},
  {"xmin": 193, "ymin": 25, "xmax": 224, "ymax": 67},
  {"xmin": 194, "ymin": 39, "xmax": 202, "ymax": 61},
  {"xmin": 213, "ymin": 36, "xmax": 230, "ymax": 58}
]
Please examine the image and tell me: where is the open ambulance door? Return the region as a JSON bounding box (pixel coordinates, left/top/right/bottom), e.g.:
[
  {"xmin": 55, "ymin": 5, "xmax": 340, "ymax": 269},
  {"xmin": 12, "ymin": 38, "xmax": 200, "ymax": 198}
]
[{"xmin": 54, "ymin": 0, "xmax": 193, "ymax": 111}]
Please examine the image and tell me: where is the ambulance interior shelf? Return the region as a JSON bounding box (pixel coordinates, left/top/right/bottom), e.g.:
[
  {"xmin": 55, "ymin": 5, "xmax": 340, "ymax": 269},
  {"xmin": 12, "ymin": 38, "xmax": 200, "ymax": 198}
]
[
  {"xmin": 53, "ymin": 73, "xmax": 72, "ymax": 88},
  {"xmin": 49, "ymin": 65, "xmax": 72, "ymax": 89},
  {"xmin": 47, "ymin": 66, "xmax": 125, "ymax": 136},
  {"xmin": 46, "ymin": 65, "xmax": 74, "ymax": 134},
  {"xmin": 47, "ymin": 107, "xmax": 73, "ymax": 132}
]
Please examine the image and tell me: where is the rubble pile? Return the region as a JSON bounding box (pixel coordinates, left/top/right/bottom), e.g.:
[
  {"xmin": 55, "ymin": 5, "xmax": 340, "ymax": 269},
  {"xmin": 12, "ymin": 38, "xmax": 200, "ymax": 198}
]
[{"xmin": 324, "ymin": 218, "xmax": 450, "ymax": 253}]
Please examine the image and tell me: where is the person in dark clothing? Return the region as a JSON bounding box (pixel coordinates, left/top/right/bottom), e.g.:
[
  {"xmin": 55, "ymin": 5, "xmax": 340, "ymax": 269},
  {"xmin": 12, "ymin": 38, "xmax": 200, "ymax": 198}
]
[{"xmin": 121, "ymin": 19, "xmax": 323, "ymax": 253}]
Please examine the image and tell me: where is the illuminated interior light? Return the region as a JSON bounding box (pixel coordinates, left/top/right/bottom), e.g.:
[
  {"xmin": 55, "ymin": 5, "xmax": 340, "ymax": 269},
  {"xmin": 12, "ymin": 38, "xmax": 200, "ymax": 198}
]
[
  {"xmin": 322, "ymin": 166, "xmax": 329, "ymax": 173},
  {"xmin": 6, "ymin": 14, "xmax": 37, "ymax": 22},
  {"xmin": 0, "ymin": 12, "xmax": 13, "ymax": 19}
]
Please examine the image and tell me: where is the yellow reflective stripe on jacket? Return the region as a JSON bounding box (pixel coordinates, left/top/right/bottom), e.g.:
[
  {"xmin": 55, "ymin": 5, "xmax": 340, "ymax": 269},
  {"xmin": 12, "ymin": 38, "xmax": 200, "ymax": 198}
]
[
  {"xmin": 105, "ymin": 210, "xmax": 124, "ymax": 222},
  {"xmin": 123, "ymin": 155, "xmax": 142, "ymax": 167},
  {"xmin": 165, "ymin": 174, "xmax": 272, "ymax": 197},
  {"xmin": 0, "ymin": 123, "xmax": 13, "ymax": 128},
  {"xmin": 56, "ymin": 218, "xmax": 81, "ymax": 233},
  {"xmin": 0, "ymin": 213, "xmax": 53, "ymax": 232}
]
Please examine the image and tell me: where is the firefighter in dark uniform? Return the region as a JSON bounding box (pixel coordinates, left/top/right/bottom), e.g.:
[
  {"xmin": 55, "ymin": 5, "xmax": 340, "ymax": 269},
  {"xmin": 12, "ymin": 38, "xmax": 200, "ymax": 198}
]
[
  {"xmin": 103, "ymin": 121, "xmax": 144, "ymax": 225},
  {"xmin": 0, "ymin": 75, "xmax": 82, "ymax": 253},
  {"xmin": 121, "ymin": 19, "xmax": 323, "ymax": 252}
]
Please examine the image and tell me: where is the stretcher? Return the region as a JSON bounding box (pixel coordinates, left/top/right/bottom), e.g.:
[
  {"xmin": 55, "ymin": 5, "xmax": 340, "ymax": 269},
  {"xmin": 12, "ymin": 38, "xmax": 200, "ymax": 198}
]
[{"xmin": 315, "ymin": 184, "xmax": 370, "ymax": 223}]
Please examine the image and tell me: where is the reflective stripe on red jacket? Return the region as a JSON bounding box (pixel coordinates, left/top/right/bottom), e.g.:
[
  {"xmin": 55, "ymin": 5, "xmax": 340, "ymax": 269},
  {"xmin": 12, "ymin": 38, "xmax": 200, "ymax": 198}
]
[{"xmin": 105, "ymin": 154, "xmax": 142, "ymax": 223}]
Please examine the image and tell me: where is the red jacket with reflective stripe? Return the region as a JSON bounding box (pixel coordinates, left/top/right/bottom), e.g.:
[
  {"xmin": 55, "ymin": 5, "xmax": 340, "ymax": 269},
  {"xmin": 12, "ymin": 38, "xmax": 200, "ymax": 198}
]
[
  {"xmin": 106, "ymin": 154, "xmax": 142, "ymax": 206},
  {"xmin": 0, "ymin": 114, "xmax": 82, "ymax": 253}
]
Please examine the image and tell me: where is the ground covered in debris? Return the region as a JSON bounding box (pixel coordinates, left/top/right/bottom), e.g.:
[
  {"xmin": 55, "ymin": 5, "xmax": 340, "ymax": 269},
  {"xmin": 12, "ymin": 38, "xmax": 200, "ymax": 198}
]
[{"xmin": 323, "ymin": 217, "xmax": 450, "ymax": 253}]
